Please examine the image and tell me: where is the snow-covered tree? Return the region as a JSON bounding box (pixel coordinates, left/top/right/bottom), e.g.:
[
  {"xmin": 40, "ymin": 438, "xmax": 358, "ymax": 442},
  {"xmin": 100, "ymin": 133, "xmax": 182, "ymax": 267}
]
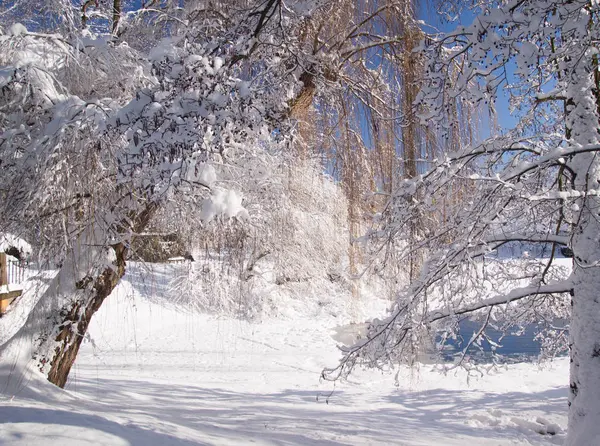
[
  {"xmin": 324, "ymin": 1, "xmax": 600, "ymax": 444},
  {"xmin": 0, "ymin": 0, "xmax": 327, "ymax": 388},
  {"xmin": 170, "ymin": 154, "xmax": 351, "ymax": 319}
]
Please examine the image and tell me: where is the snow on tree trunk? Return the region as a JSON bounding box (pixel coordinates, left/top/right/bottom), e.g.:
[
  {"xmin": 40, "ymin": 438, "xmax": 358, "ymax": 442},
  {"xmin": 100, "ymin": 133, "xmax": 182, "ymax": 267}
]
[
  {"xmin": 569, "ymin": 243, "xmax": 600, "ymax": 444},
  {"xmin": 566, "ymin": 55, "xmax": 600, "ymax": 446},
  {"xmin": 46, "ymin": 243, "xmax": 127, "ymax": 387}
]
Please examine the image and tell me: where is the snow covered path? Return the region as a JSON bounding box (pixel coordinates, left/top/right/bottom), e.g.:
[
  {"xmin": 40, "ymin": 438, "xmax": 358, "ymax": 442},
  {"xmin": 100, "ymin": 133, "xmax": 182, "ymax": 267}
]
[{"xmin": 0, "ymin": 266, "xmax": 569, "ymax": 445}]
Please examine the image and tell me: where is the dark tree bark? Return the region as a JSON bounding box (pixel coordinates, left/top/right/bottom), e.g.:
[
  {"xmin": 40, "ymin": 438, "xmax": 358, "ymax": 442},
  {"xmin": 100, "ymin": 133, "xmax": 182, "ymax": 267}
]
[{"xmin": 112, "ymin": 0, "xmax": 121, "ymax": 35}]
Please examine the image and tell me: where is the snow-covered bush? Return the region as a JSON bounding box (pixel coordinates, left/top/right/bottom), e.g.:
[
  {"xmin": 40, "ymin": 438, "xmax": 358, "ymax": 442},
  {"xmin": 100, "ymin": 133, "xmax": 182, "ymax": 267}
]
[{"xmin": 171, "ymin": 156, "xmax": 354, "ymax": 319}]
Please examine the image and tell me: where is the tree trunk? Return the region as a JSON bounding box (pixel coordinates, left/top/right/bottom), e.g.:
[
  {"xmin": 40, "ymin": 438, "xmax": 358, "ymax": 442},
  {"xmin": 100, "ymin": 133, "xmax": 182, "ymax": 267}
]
[
  {"xmin": 0, "ymin": 204, "xmax": 157, "ymax": 392},
  {"xmin": 566, "ymin": 55, "xmax": 600, "ymax": 445},
  {"xmin": 112, "ymin": 0, "xmax": 121, "ymax": 35},
  {"xmin": 45, "ymin": 243, "xmax": 127, "ymax": 387},
  {"xmin": 569, "ymin": 236, "xmax": 600, "ymax": 444}
]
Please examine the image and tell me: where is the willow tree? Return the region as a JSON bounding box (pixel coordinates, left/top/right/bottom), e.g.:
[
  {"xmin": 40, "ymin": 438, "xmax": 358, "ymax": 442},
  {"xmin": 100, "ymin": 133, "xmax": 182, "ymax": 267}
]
[{"xmin": 283, "ymin": 0, "xmax": 470, "ymax": 290}]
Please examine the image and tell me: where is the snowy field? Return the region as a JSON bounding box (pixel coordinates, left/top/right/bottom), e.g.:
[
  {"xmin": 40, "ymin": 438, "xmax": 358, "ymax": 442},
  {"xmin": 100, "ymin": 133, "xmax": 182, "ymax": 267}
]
[{"xmin": 0, "ymin": 264, "xmax": 568, "ymax": 445}]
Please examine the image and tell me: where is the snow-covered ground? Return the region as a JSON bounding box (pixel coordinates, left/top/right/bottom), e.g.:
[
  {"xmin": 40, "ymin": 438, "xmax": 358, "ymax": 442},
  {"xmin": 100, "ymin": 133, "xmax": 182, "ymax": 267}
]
[{"xmin": 0, "ymin": 264, "xmax": 568, "ymax": 445}]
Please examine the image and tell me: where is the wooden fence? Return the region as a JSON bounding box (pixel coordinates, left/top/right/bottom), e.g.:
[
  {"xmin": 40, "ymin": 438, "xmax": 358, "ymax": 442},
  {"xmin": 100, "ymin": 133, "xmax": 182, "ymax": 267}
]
[{"xmin": 0, "ymin": 253, "xmax": 25, "ymax": 315}]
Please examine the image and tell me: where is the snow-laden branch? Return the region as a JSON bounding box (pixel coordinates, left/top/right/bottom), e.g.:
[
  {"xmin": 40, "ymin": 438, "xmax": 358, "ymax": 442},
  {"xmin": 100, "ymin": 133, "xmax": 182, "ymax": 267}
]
[
  {"xmin": 503, "ymin": 144, "xmax": 600, "ymax": 181},
  {"xmin": 482, "ymin": 233, "xmax": 569, "ymax": 246},
  {"xmin": 323, "ymin": 278, "xmax": 572, "ymax": 381},
  {"xmin": 426, "ymin": 280, "xmax": 573, "ymax": 323}
]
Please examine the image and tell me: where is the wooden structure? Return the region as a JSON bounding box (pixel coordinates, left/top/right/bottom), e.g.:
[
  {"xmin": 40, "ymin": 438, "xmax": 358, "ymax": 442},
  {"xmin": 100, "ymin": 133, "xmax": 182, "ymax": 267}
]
[{"xmin": 0, "ymin": 253, "xmax": 24, "ymax": 315}]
